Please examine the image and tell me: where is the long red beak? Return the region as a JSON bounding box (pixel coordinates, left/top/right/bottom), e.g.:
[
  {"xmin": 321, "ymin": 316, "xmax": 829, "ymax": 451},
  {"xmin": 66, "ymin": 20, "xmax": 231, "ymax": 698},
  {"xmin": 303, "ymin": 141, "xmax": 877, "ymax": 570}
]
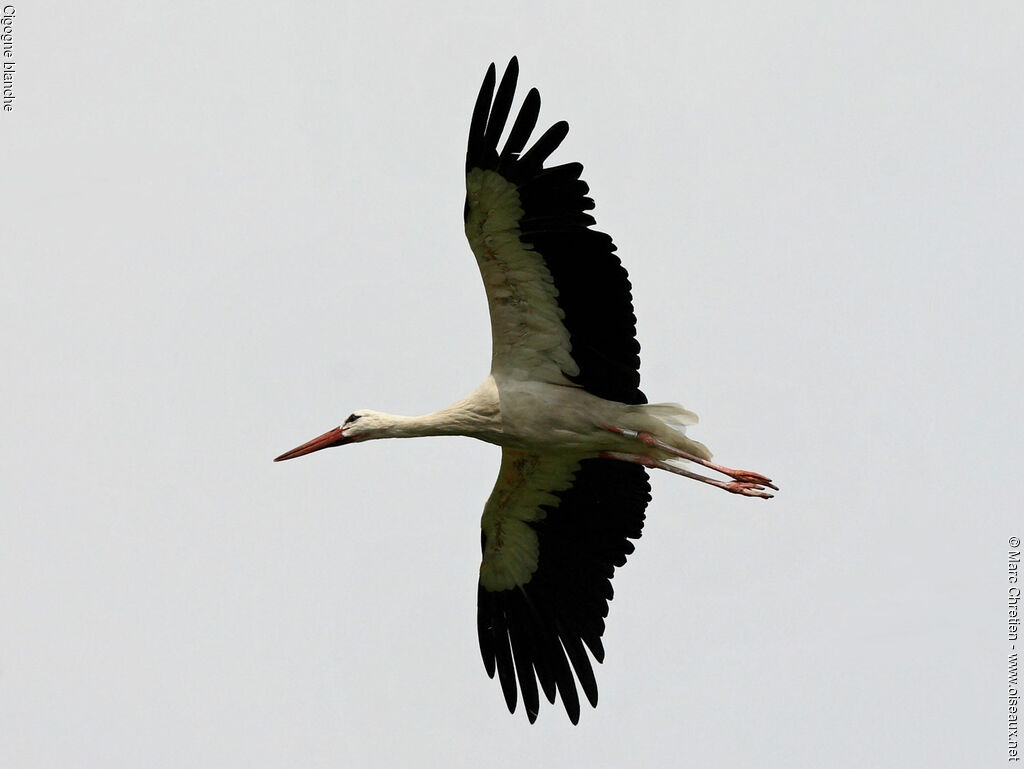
[{"xmin": 274, "ymin": 426, "xmax": 350, "ymax": 462}]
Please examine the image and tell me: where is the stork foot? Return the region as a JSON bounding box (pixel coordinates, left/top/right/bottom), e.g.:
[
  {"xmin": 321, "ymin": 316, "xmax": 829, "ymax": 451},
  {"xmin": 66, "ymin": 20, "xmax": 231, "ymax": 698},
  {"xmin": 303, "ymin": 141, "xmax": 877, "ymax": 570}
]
[
  {"xmin": 598, "ymin": 451, "xmax": 775, "ymax": 499},
  {"xmin": 724, "ymin": 469, "xmax": 779, "ymax": 491},
  {"xmin": 602, "ymin": 424, "xmax": 778, "ymax": 494},
  {"xmin": 723, "ymin": 480, "xmax": 775, "ymax": 499}
]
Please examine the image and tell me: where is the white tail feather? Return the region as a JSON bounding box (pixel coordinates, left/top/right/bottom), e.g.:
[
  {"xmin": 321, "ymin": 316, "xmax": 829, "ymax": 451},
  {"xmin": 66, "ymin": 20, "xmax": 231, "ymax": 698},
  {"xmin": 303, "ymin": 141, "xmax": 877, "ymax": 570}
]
[{"xmin": 643, "ymin": 402, "xmax": 699, "ymax": 427}]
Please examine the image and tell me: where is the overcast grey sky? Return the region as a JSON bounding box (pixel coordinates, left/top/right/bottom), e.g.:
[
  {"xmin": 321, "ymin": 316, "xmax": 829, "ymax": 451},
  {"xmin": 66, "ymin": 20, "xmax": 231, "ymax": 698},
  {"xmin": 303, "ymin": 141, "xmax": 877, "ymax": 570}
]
[{"xmin": 2, "ymin": 2, "xmax": 1022, "ymax": 767}]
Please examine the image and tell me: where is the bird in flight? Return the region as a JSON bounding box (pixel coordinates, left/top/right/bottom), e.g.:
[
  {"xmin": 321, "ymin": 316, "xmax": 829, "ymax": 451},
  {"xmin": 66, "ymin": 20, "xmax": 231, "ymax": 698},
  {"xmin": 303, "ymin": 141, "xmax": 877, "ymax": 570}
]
[{"xmin": 275, "ymin": 57, "xmax": 776, "ymax": 724}]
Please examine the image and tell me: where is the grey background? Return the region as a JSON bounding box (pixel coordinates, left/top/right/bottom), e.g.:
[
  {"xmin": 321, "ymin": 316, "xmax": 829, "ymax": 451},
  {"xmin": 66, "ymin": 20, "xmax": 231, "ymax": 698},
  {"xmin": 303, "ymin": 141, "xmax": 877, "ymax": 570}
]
[{"xmin": 2, "ymin": 2, "xmax": 1021, "ymax": 766}]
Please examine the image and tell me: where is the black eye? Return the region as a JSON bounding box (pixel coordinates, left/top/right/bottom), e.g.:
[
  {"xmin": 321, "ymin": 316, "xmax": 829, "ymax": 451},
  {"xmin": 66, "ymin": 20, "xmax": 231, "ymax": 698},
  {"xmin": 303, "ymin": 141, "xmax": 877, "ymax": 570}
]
[{"xmin": 344, "ymin": 413, "xmax": 362, "ymax": 426}]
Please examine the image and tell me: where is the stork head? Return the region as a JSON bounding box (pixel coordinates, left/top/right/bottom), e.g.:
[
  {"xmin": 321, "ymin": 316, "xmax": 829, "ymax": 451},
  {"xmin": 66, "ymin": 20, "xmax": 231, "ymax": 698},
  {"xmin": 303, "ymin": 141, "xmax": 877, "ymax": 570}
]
[{"xmin": 274, "ymin": 410, "xmax": 375, "ymax": 462}]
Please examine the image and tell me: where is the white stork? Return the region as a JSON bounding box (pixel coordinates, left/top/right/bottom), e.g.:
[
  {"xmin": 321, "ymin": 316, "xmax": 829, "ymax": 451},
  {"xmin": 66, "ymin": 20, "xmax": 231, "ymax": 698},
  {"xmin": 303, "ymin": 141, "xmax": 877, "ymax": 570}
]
[{"xmin": 275, "ymin": 58, "xmax": 776, "ymax": 724}]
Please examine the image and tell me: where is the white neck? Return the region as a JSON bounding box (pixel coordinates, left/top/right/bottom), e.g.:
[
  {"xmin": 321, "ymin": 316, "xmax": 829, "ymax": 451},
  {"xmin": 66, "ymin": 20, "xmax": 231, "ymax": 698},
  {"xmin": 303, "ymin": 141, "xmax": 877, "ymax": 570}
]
[
  {"xmin": 369, "ymin": 409, "xmax": 486, "ymax": 439},
  {"xmin": 360, "ymin": 380, "xmax": 501, "ymax": 441}
]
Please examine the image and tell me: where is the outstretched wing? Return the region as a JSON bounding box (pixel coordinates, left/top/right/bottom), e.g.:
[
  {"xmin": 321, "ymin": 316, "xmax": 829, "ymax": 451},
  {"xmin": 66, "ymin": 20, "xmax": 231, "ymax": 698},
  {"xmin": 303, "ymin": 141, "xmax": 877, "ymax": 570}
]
[
  {"xmin": 477, "ymin": 449, "xmax": 651, "ymax": 723},
  {"xmin": 464, "ymin": 57, "xmax": 646, "ymax": 406}
]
